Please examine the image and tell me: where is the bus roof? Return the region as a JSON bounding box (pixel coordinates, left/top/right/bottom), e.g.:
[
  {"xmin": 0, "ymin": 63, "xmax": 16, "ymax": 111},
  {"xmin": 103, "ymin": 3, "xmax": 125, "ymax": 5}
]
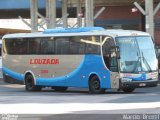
[{"xmin": 2, "ymin": 29, "xmax": 150, "ymax": 39}]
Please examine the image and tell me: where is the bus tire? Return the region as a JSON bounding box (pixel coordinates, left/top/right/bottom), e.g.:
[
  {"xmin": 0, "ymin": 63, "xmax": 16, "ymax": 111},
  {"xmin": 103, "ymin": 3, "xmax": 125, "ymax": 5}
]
[
  {"xmin": 3, "ymin": 74, "xmax": 10, "ymax": 83},
  {"xmin": 53, "ymin": 86, "xmax": 68, "ymax": 92},
  {"xmin": 25, "ymin": 74, "xmax": 42, "ymax": 91},
  {"xmin": 122, "ymin": 87, "xmax": 135, "ymax": 93},
  {"xmin": 89, "ymin": 75, "xmax": 105, "ymax": 94}
]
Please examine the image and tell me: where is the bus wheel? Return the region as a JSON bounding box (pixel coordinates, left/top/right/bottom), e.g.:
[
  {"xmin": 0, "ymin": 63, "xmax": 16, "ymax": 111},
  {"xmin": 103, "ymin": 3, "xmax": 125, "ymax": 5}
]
[
  {"xmin": 122, "ymin": 87, "xmax": 135, "ymax": 93},
  {"xmin": 53, "ymin": 86, "xmax": 68, "ymax": 92},
  {"xmin": 3, "ymin": 74, "xmax": 10, "ymax": 83},
  {"xmin": 25, "ymin": 74, "xmax": 42, "ymax": 91},
  {"xmin": 89, "ymin": 76, "xmax": 105, "ymax": 94}
]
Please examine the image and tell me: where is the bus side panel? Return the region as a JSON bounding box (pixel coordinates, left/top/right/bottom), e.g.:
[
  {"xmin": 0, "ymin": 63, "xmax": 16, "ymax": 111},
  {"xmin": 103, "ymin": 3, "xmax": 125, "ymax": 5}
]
[
  {"xmin": 36, "ymin": 55, "xmax": 111, "ymax": 88},
  {"xmin": 3, "ymin": 54, "xmax": 111, "ymax": 89}
]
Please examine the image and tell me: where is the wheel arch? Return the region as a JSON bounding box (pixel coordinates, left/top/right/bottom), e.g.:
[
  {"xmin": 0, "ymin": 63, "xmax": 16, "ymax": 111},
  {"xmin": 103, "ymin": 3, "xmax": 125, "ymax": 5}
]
[
  {"xmin": 24, "ymin": 71, "xmax": 36, "ymax": 85},
  {"xmin": 88, "ymin": 72, "xmax": 102, "ymax": 87}
]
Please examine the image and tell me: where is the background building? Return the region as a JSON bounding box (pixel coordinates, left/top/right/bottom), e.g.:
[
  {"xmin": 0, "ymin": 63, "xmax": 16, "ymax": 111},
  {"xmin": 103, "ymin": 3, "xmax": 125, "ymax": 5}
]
[{"xmin": 0, "ymin": 0, "xmax": 159, "ymax": 45}]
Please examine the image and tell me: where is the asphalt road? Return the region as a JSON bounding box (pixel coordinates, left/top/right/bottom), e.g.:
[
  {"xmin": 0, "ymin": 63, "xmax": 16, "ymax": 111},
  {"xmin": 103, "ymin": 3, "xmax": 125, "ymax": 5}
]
[{"xmin": 0, "ymin": 79, "xmax": 160, "ymax": 120}]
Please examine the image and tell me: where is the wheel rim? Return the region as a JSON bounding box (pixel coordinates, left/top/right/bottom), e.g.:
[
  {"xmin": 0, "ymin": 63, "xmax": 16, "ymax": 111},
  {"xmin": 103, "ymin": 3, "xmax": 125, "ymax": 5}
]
[
  {"xmin": 92, "ymin": 79, "xmax": 100, "ymax": 90},
  {"xmin": 26, "ymin": 76, "xmax": 33, "ymax": 89}
]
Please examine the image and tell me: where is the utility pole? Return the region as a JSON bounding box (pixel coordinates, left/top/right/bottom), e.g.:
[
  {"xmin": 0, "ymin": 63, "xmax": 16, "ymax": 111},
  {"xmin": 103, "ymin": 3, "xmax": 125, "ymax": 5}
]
[
  {"xmin": 46, "ymin": 0, "xmax": 56, "ymax": 29},
  {"xmin": 145, "ymin": 0, "xmax": 154, "ymax": 39},
  {"xmin": 134, "ymin": 0, "xmax": 160, "ymax": 39},
  {"xmin": 85, "ymin": 0, "xmax": 94, "ymax": 27},
  {"xmin": 62, "ymin": 0, "xmax": 68, "ymax": 28},
  {"xmin": 30, "ymin": 0, "xmax": 38, "ymax": 32},
  {"xmin": 77, "ymin": 0, "xmax": 82, "ymax": 27}
]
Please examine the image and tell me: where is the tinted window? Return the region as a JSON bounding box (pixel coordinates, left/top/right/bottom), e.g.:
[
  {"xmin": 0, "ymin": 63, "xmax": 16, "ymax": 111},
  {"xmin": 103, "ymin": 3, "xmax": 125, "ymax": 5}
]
[
  {"xmin": 4, "ymin": 39, "xmax": 14, "ymax": 54},
  {"xmin": 82, "ymin": 36, "xmax": 100, "ymax": 54},
  {"xmin": 69, "ymin": 37, "xmax": 85, "ymax": 54},
  {"xmin": 40, "ymin": 38, "xmax": 55, "ymax": 54},
  {"xmin": 28, "ymin": 38, "xmax": 40, "ymax": 54},
  {"xmin": 85, "ymin": 44, "xmax": 100, "ymax": 54},
  {"xmin": 55, "ymin": 37, "xmax": 69, "ymax": 54},
  {"xmin": 4, "ymin": 36, "xmax": 101, "ymax": 55},
  {"xmin": 4, "ymin": 38, "xmax": 28, "ymax": 55}
]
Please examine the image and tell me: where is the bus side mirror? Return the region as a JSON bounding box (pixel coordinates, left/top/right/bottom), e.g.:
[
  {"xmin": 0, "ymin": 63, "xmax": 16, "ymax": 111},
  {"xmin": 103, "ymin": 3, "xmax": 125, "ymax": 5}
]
[
  {"xmin": 109, "ymin": 46, "xmax": 120, "ymax": 59},
  {"xmin": 155, "ymin": 46, "xmax": 159, "ymax": 58},
  {"xmin": 116, "ymin": 46, "xmax": 121, "ymax": 59},
  {"xmin": 115, "ymin": 46, "xmax": 120, "ymax": 59},
  {"xmin": 117, "ymin": 51, "xmax": 120, "ymax": 59}
]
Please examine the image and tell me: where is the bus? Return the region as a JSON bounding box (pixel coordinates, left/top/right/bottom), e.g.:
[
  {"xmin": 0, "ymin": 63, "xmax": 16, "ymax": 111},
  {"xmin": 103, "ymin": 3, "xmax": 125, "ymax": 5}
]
[{"xmin": 2, "ymin": 27, "xmax": 158, "ymax": 93}]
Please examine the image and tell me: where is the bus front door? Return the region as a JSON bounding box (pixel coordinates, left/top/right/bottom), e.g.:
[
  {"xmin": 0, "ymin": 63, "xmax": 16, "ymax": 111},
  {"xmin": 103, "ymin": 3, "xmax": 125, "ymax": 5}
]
[{"xmin": 109, "ymin": 48, "xmax": 120, "ymax": 89}]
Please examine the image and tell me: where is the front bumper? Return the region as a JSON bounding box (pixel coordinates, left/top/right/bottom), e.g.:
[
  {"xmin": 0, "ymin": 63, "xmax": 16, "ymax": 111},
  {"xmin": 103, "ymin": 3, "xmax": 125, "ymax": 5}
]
[{"xmin": 121, "ymin": 80, "xmax": 158, "ymax": 88}]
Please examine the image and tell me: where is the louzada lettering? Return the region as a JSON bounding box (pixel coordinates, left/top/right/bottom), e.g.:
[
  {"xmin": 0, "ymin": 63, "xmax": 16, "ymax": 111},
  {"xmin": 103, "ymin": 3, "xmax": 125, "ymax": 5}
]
[{"xmin": 30, "ymin": 58, "xmax": 59, "ymax": 64}]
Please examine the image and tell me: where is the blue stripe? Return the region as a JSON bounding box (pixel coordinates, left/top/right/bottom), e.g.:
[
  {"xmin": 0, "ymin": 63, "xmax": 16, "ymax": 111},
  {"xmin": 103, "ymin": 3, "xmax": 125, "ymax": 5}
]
[
  {"xmin": 3, "ymin": 67, "xmax": 24, "ymax": 81},
  {"xmin": 43, "ymin": 27, "xmax": 104, "ymax": 34},
  {"xmin": 124, "ymin": 73, "xmax": 147, "ymax": 81}
]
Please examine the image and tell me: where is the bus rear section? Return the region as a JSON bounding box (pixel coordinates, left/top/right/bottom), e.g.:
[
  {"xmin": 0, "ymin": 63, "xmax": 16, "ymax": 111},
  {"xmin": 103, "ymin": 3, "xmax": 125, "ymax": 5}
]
[{"xmin": 2, "ymin": 32, "xmax": 111, "ymax": 93}]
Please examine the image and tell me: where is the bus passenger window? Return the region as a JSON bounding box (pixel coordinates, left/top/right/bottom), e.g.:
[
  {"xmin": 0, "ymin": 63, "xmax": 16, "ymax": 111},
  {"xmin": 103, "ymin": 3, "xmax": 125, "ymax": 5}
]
[
  {"xmin": 85, "ymin": 44, "xmax": 100, "ymax": 54},
  {"xmin": 29, "ymin": 38, "xmax": 40, "ymax": 54},
  {"xmin": 40, "ymin": 39, "xmax": 55, "ymax": 54},
  {"xmin": 55, "ymin": 38, "xmax": 69, "ymax": 54},
  {"xmin": 4, "ymin": 40, "xmax": 14, "ymax": 54},
  {"xmin": 4, "ymin": 39, "xmax": 28, "ymax": 55},
  {"xmin": 83, "ymin": 36, "xmax": 100, "ymax": 54},
  {"xmin": 16, "ymin": 39, "xmax": 28, "ymax": 54},
  {"xmin": 69, "ymin": 37, "xmax": 85, "ymax": 54}
]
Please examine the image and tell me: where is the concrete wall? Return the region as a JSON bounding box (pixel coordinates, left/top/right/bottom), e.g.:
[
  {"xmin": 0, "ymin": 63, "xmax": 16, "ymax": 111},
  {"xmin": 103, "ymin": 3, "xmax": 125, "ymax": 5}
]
[
  {"xmin": 155, "ymin": 10, "xmax": 160, "ymax": 45},
  {"xmin": 95, "ymin": 6, "xmax": 142, "ymax": 30}
]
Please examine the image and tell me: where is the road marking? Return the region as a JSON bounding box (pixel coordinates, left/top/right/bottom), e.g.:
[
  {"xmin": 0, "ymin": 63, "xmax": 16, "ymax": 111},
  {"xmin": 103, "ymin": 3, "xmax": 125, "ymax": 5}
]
[{"xmin": 0, "ymin": 102, "xmax": 160, "ymax": 114}]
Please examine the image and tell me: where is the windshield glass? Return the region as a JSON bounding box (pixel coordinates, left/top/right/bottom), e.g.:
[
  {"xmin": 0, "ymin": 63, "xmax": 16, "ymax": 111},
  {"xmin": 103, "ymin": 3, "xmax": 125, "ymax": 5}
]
[
  {"xmin": 116, "ymin": 36, "xmax": 157, "ymax": 73},
  {"xmin": 136, "ymin": 36, "xmax": 157, "ymax": 71}
]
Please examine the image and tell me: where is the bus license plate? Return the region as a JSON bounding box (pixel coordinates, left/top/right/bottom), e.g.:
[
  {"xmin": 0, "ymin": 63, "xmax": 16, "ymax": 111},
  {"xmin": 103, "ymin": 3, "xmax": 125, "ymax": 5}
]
[{"xmin": 139, "ymin": 83, "xmax": 146, "ymax": 87}]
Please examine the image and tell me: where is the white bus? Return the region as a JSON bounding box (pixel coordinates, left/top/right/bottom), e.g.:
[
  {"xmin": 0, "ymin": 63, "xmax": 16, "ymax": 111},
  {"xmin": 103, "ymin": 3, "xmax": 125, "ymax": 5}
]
[{"xmin": 2, "ymin": 27, "xmax": 158, "ymax": 93}]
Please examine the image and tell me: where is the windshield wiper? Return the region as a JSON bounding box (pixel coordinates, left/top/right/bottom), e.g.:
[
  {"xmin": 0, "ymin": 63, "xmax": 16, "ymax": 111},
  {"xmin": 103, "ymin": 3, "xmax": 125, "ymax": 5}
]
[
  {"xmin": 132, "ymin": 54, "xmax": 141, "ymax": 73},
  {"xmin": 141, "ymin": 52, "xmax": 152, "ymax": 72}
]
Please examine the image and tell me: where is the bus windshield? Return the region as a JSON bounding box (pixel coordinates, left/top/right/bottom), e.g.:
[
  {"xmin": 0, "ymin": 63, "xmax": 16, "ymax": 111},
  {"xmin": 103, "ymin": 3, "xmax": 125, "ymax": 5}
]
[{"xmin": 116, "ymin": 36, "xmax": 157, "ymax": 73}]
